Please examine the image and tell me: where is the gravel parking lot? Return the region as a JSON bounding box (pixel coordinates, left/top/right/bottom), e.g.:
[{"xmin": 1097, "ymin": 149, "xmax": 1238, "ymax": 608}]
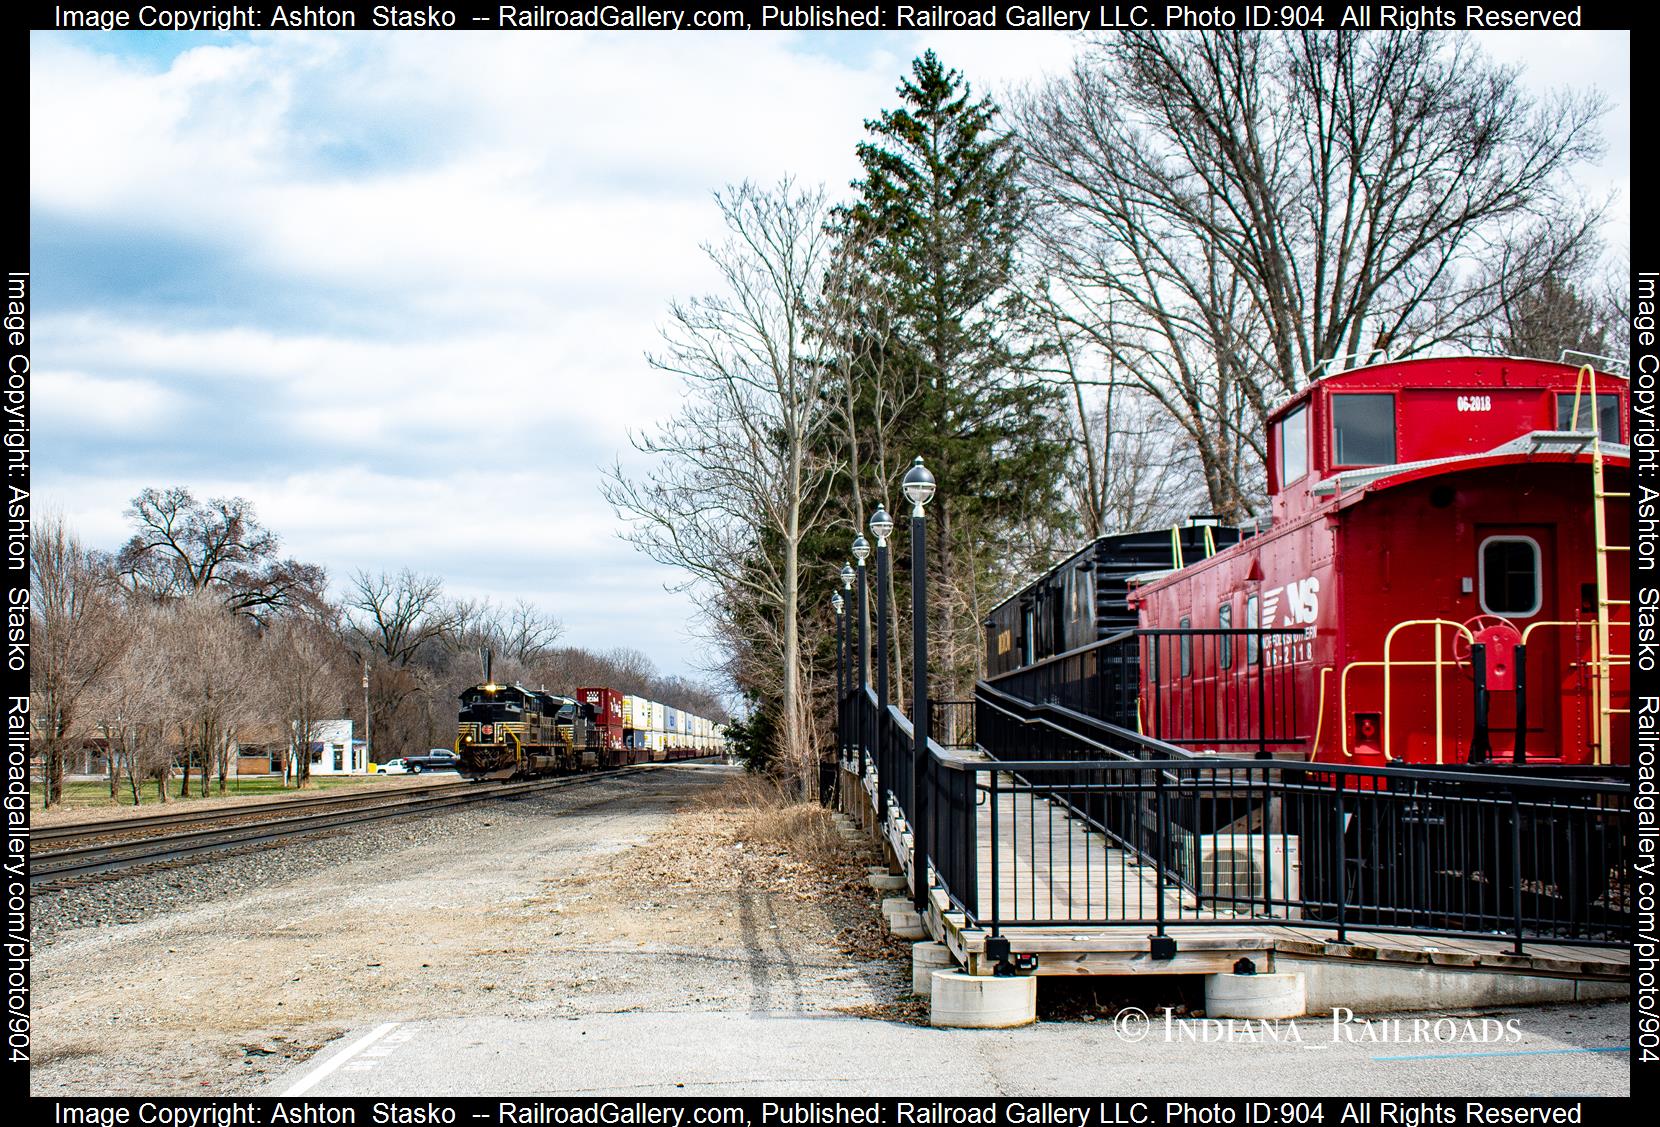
[{"xmin": 30, "ymin": 764, "xmax": 910, "ymax": 1095}]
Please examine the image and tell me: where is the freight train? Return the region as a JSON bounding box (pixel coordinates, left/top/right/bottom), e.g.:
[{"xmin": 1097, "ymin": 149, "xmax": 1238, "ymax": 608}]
[
  {"xmin": 455, "ymin": 682, "xmax": 726, "ymax": 780},
  {"xmin": 987, "ymin": 354, "xmax": 1630, "ymax": 772}
]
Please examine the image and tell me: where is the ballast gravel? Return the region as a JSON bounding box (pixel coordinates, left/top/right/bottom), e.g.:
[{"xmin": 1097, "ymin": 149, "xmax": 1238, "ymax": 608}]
[{"xmin": 29, "ymin": 766, "xmax": 914, "ymax": 1096}]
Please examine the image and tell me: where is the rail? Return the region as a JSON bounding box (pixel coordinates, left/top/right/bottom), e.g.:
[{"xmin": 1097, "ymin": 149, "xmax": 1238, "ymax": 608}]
[
  {"xmin": 33, "ymin": 779, "xmax": 471, "ymax": 844},
  {"xmin": 31, "ymin": 769, "xmax": 637, "ymax": 883}
]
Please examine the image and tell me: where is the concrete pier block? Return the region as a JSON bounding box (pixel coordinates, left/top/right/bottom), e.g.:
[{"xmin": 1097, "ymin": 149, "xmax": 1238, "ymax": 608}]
[
  {"xmin": 929, "ymin": 972, "xmax": 1036, "ymax": 1028},
  {"xmin": 880, "ymin": 896, "xmax": 926, "ymax": 939},
  {"xmin": 883, "ymin": 909, "xmax": 926, "ymax": 939},
  {"xmin": 867, "ymin": 873, "xmax": 908, "ymax": 891},
  {"xmin": 912, "ymin": 942, "xmax": 956, "ymax": 997},
  {"xmin": 1205, "ymin": 972, "xmax": 1306, "ymax": 1020}
]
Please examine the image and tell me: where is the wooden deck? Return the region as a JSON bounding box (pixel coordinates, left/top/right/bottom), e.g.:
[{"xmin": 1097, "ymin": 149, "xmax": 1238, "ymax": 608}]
[{"xmin": 845, "ymin": 762, "xmax": 1630, "ymax": 985}]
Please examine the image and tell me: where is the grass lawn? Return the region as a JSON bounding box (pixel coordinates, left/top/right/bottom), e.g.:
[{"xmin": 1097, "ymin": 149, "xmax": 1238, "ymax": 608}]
[{"xmin": 31, "ymin": 773, "xmax": 390, "ymax": 811}]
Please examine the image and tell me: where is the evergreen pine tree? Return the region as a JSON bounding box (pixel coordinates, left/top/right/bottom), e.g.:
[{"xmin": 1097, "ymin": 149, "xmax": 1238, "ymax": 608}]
[{"xmin": 833, "ymin": 51, "xmax": 1070, "ymax": 693}]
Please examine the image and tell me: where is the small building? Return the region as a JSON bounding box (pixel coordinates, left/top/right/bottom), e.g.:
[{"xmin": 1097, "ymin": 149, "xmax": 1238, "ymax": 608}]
[
  {"xmin": 233, "ymin": 719, "xmax": 364, "ymax": 777},
  {"xmin": 302, "ymin": 719, "xmax": 364, "ymax": 775}
]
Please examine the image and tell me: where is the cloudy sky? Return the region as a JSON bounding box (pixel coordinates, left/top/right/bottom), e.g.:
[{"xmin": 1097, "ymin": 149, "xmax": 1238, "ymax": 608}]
[{"xmin": 29, "ymin": 28, "xmax": 1629, "ymax": 687}]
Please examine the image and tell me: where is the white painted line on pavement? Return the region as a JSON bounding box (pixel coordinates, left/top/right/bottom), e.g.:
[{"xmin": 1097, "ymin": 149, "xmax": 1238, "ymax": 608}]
[{"xmin": 283, "ymin": 1022, "xmax": 401, "ymax": 1096}]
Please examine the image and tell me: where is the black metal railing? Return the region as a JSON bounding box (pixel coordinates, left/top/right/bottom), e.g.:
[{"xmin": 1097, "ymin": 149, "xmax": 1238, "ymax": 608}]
[
  {"xmin": 930, "ymin": 688, "xmax": 1632, "ymax": 950},
  {"xmin": 929, "ymin": 700, "xmax": 976, "ymax": 749},
  {"xmin": 880, "ymin": 694, "xmax": 913, "ymax": 824},
  {"xmin": 838, "ymin": 651, "xmax": 1631, "ymax": 956},
  {"xmin": 986, "ymin": 628, "xmax": 1305, "ymax": 757}
]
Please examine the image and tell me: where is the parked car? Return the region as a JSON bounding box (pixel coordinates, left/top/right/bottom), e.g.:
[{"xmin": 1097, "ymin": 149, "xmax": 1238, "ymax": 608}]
[
  {"xmin": 378, "ymin": 758, "xmax": 410, "ymax": 775},
  {"xmin": 400, "ymin": 749, "xmax": 461, "ymax": 774}
]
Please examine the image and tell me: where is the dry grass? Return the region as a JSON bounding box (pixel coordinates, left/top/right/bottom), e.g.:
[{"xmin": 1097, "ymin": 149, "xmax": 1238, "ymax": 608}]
[{"xmin": 696, "ymin": 774, "xmax": 849, "ymax": 870}]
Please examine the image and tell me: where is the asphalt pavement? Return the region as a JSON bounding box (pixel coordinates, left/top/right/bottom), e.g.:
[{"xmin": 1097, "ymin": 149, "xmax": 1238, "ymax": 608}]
[{"xmin": 263, "ymin": 1002, "xmax": 1630, "ymax": 1097}]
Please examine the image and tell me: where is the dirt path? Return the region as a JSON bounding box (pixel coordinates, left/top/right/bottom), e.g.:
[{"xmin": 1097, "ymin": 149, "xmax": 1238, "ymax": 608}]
[{"xmin": 30, "ymin": 765, "xmax": 910, "ymax": 1096}]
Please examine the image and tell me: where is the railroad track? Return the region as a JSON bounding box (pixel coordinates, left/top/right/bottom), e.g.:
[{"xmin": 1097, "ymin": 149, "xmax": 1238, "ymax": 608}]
[
  {"xmin": 33, "ymin": 779, "xmax": 475, "ymax": 846},
  {"xmin": 30, "ymin": 770, "xmax": 632, "ymax": 886}
]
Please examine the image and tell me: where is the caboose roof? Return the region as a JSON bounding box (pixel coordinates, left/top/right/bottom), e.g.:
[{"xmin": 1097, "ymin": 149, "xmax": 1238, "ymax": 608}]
[
  {"xmin": 1264, "ymin": 354, "xmax": 1623, "ymax": 427},
  {"xmin": 1313, "ymin": 429, "xmax": 1631, "ymax": 499}
]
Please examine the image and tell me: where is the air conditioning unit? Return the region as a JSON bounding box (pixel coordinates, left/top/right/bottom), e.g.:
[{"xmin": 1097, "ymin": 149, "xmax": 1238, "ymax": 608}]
[{"xmin": 1179, "ymin": 833, "xmax": 1302, "ymax": 919}]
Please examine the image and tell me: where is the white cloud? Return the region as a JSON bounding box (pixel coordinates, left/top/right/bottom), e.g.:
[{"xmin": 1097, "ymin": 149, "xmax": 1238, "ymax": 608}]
[
  {"xmin": 28, "ymin": 28, "xmax": 1629, "ymax": 685},
  {"xmin": 34, "ymin": 369, "xmax": 185, "ymax": 433}
]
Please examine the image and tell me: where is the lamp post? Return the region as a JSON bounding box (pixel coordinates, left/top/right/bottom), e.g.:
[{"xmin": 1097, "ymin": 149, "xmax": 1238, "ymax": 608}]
[
  {"xmin": 851, "ymin": 534, "xmax": 870, "ymax": 694},
  {"xmin": 869, "ymin": 504, "xmax": 894, "ymax": 823},
  {"xmin": 852, "ymin": 533, "xmax": 871, "ymax": 781},
  {"xmin": 832, "ymin": 591, "xmax": 845, "ymax": 701},
  {"xmin": 831, "ymin": 591, "xmax": 845, "ymax": 764},
  {"xmin": 841, "ymin": 563, "xmax": 856, "ymax": 769},
  {"xmin": 362, "ymin": 663, "xmax": 372, "ymax": 774},
  {"xmin": 902, "ymin": 456, "xmax": 936, "ymax": 912}
]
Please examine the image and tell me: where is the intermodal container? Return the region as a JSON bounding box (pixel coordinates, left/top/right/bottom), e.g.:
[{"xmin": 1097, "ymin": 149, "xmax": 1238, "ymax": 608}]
[{"xmin": 578, "ymin": 687, "xmax": 625, "ymax": 728}]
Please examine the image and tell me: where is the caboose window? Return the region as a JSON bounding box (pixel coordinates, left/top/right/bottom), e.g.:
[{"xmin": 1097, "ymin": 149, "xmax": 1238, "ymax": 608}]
[
  {"xmin": 1217, "ymin": 602, "xmax": 1234, "ymax": 669},
  {"xmin": 1556, "ymin": 393, "xmax": 1621, "ymax": 443},
  {"xmin": 1279, "ymin": 405, "xmax": 1308, "ymax": 484},
  {"xmin": 1245, "ymin": 595, "xmax": 1260, "ymax": 665},
  {"xmin": 1179, "ymin": 616, "xmax": 1191, "ymax": 677},
  {"xmin": 1479, "ymin": 536, "xmax": 1541, "ymax": 617},
  {"xmin": 1332, "ymin": 393, "xmax": 1396, "ymax": 466}
]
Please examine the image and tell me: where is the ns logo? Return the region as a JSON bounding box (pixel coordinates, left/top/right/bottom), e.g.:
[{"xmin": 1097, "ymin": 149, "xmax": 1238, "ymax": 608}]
[{"xmin": 1261, "ymin": 576, "xmax": 1320, "ymax": 627}]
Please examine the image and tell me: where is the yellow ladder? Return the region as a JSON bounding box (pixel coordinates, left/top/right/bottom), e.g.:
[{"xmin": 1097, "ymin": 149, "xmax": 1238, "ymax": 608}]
[{"xmin": 1570, "ymin": 365, "xmax": 1630, "ymax": 764}]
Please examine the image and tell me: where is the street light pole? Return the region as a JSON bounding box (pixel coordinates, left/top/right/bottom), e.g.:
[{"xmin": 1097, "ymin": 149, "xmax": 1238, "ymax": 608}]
[
  {"xmin": 362, "ymin": 663, "xmax": 372, "ymax": 774},
  {"xmin": 841, "ymin": 563, "xmax": 857, "ymax": 772},
  {"xmin": 852, "ymin": 534, "xmax": 870, "ymax": 695},
  {"xmin": 869, "ymin": 505, "xmax": 894, "ymax": 825},
  {"xmin": 832, "ymin": 591, "xmax": 845, "ymax": 765},
  {"xmin": 902, "ymin": 456, "xmax": 936, "ymax": 913}
]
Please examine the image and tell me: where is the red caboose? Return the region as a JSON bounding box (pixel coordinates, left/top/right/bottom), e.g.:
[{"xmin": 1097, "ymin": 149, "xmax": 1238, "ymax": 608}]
[{"xmin": 1132, "ymin": 356, "xmax": 1629, "ymax": 770}]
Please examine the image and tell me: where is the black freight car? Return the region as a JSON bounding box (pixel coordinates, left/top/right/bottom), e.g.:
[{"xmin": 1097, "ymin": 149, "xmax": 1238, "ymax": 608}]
[{"xmin": 984, "ymin": 520, "xmax": 1244, "ymax": 679}]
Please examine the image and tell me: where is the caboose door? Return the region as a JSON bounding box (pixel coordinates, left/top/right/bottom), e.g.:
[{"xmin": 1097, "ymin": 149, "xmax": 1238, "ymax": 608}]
[{"xmin": 1472, "ymin": 523, "xmax": 1559, "ymax": 761}]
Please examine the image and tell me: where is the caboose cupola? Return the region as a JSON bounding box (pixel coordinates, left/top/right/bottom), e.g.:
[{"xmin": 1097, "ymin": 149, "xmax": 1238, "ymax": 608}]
[{"xmin": 1265, "ymin": 356, "xmax": 1628, "ymax": 523}]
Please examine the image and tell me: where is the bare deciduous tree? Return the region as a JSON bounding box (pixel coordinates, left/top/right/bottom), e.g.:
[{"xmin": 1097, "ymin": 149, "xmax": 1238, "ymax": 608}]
[
  {"xmin": 89, "ymin": 603, "xmax": 174, "ymax": 804},
  {"xmin": 30, "ymin": 511, "xmax": 126, "ymax": 807},
  {"xmin": 346, "ymin": 569, "xmax": 452, "ymax": 667},
  {"xmin": 268, "ymin": 616, "xmax": 350, "ymax": 788},
  {"xmin": 346, "ymin": 569, "xmax": 456, "ymax": 757},
  {"xmin": 119, "ymin": 487, "xmax": 325, "ymax": 622},
  {"xmin": 156, "ymin": 595, "xmax": 265, "ymax": 796},
  {"xmin": 604, "ymin": 178, "xmax": 837, "ymax": 792},
  {"xmin": 1017, "ymin": 31, "xmax": 1609, "ymax": 515}
]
